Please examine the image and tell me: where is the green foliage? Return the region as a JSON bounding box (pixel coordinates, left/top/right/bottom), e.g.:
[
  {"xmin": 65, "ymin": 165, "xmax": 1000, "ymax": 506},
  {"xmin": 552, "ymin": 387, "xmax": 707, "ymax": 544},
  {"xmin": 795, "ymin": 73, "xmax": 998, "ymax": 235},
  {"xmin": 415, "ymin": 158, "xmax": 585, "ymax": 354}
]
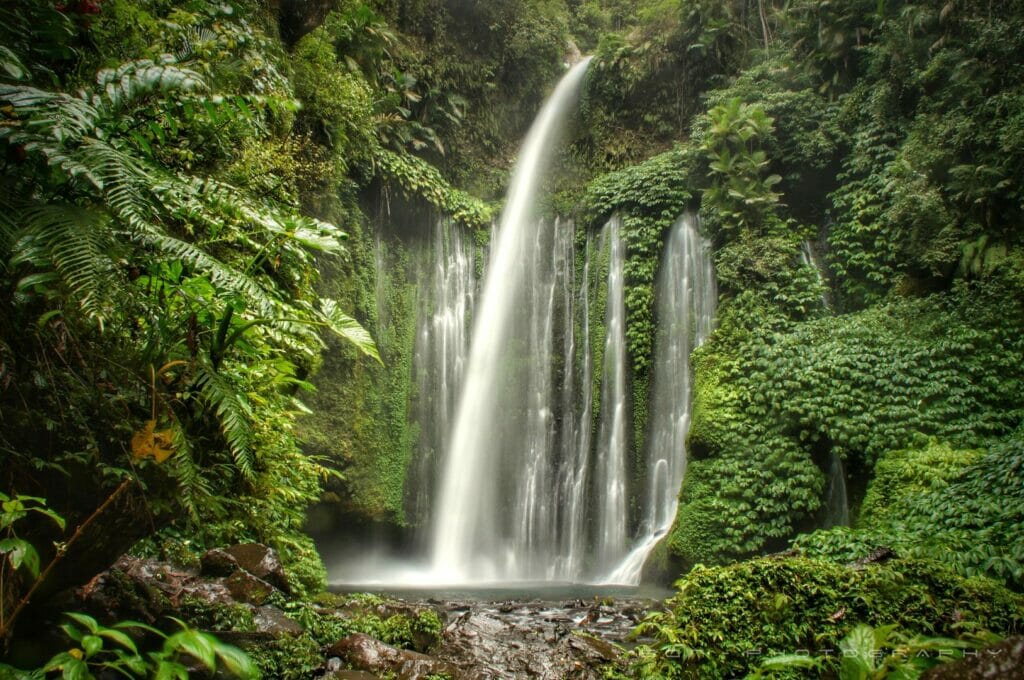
[
  {"xmin": 376, "ymin": 149, "xmax": 493, "ymax": 228},
  {"xmin": 749, "ymin": 622, "xmax": 1002, "ymax": 679},
  {"xmin": 0, "ymin": 612, "xmax": 257, "ymax": 680},
  {"xmin": 0, "ymin": 494, "xmax": 64, "ymax": 582},
  {"xmin": 612, "ymin": 556, "xmax": 1023, "ymax": 679},
  {"xmin": 858, "ymin": 441, "xmax": 979, "ymax": 527},
  {"xmin": 700, "ymin": 98, "xmax": 782, "ymax": 238},
  {"xmin": 584, "ymin": 149, "xmax": 694, "ymax": 372},
  {"xmin": 797, "ymin": 426, "xmax": 1024, "ymax": 590},
  {"xmin": 674, "ymin": 278, "xmax": 1024, "ymax": 567}
]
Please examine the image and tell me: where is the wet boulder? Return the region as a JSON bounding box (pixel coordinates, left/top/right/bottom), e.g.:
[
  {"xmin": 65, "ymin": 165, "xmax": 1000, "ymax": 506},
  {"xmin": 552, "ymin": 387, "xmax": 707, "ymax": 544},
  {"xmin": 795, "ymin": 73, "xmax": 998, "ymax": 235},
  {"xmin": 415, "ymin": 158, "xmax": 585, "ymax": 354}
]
[
  {"xmin": 199, "ymin": 548, "xmax": 239, "ymax": 577},
  {"xmin": 222, "ymin": 543, "xmax": 290, "ymax": 593},
  {"xmin": 225, "ymin": 570, "xmax": 276, "ymax": 606},
  {"xmin": 326, "ymin": 633, "xmax": 458, "ymax": 680}
]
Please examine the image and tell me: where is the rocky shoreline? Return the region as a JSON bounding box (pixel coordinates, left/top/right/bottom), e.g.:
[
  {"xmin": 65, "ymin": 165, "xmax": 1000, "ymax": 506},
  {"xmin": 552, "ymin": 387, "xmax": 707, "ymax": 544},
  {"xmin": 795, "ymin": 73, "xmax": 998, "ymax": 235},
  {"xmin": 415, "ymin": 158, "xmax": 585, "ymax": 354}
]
[{"xmin": 61, "ymin": 546, "xmax": 661, "ymax": 679}]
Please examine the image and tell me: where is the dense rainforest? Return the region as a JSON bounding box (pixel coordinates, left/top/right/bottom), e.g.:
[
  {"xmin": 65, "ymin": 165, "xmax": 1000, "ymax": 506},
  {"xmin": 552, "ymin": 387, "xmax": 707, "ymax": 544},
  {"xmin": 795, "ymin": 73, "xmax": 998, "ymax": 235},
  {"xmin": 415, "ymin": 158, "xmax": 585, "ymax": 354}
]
[{"xmin": 1, "ymin": 0, "xmax": 1022, "ymax": 678}]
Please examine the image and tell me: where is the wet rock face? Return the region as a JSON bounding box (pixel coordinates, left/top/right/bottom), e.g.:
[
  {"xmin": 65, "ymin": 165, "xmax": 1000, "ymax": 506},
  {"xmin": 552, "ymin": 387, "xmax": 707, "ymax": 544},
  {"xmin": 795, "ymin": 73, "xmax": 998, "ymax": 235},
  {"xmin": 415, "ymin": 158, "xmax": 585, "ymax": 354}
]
[
  {"xmin": 76, "ymin": 551, "xmax": 289, "ymax": 622},
  {"xmin": 221, "ymin": 544, "xmax": 291, "ymax": 593}
]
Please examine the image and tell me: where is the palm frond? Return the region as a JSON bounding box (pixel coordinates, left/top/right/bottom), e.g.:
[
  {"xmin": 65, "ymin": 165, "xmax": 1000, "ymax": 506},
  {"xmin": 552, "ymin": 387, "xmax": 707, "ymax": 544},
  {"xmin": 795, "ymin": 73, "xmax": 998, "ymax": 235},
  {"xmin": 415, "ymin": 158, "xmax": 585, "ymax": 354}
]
[{"xmin": 319, "ymin": 298, "xmax": 381, "ymax": 363}]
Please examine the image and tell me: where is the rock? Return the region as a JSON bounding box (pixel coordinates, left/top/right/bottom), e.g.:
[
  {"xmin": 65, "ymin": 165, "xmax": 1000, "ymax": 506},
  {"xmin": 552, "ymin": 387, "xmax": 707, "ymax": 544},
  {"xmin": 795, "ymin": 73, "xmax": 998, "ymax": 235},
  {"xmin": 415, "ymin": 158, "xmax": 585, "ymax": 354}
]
[
  {"xmin": 253, "ymin": 605, "xmax": 302, "ymax": 635},
  {"xmin": 922, "ymin": 636, "xmax": 1024, "ymax": 679},
  {"xmin": 223, "ymin": 544, "xmax": 290, "ymax": 593},
  {"xmin": 77, "ymin": 556, "xmax": 235, "ymax": 621},
  {"xmin": 321, "ymin": 672, "xmax": 383, "ymax": 680},
  {"xmin": 568, "ymin": 634, "xmax": 620, "ymax": 664},
  {"xmin": 850, "ymin": 546, "xmax": 898, "ymax": 569},
  {"xmin": 326, "ymin": 633, "xmax": 458, "ymax": 680},
  {"xmin": 225, "ymin": 570, "xmax": 276, "ymax": 606},
  {"xmin": 199, "ymin": 548, "xmax": 239, "ymax": 577}
]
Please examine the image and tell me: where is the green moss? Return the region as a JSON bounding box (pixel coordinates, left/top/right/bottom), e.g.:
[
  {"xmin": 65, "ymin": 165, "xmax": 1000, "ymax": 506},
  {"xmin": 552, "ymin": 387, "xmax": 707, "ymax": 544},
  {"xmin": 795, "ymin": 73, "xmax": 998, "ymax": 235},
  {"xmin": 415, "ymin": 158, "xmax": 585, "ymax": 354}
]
[
  {"xmin": 624, "ymin": 556, "xmax": 1024, "ymax": 679},
  {"xmin": 859, "ymin": 441, "xmax": 980, "ymax": 527},
  {"xmin": 247, "ymin": 633, "xmax": 323, "ymax": 680},
  {"xmin": 302, "ymin": 218, "xmax": 418, "ymax": 524},
  {"xmin": 178, "ymin": 599, "xmax": 257, "ymax": 633}
]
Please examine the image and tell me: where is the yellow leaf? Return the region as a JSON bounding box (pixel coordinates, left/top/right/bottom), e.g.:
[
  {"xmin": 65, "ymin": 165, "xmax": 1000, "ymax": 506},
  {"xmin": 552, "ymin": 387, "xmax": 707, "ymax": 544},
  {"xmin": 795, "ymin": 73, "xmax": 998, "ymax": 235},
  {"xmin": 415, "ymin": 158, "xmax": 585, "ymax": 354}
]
[{"xmin": 131, "ymin": 420, "xmax": 175, "ymax": 464}]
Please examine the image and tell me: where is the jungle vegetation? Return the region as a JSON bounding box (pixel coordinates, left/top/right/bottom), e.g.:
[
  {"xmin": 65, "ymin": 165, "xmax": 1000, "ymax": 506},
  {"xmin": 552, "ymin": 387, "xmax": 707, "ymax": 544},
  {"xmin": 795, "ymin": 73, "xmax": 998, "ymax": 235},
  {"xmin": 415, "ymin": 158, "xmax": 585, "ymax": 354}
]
[{"xmin": 1, "ymin": 0, "xmax": 1022, "ymax": 678}]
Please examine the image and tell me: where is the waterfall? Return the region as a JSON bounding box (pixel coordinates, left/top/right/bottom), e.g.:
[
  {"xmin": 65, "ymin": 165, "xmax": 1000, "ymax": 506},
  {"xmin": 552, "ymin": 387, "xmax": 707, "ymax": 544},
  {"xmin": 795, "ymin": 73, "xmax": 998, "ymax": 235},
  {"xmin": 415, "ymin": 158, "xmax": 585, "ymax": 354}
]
[
  {"xmin": 824, "ymin": 453, "xmax": 850, "ymax": 528},
  {"xmin": 800, "ymin": 239, "xmax": 830, "ymax": 310},
  {"xmin": 601, "ymin": 213, "xmax": 716, "ymax": 585},
  {"xmin": 593, "ymin": 216, "xmax": 629, "ymax": 570},
  {"xmin": 553, "ymin": 231, "xmax": 593, "ymax": 579},
  {"xmin": 408, "ymin": 218, "xmax": 475, "ymax": 528},
  {"xmin": 429, "ymin": 58, "xmax": 592, "ymax": 582}
]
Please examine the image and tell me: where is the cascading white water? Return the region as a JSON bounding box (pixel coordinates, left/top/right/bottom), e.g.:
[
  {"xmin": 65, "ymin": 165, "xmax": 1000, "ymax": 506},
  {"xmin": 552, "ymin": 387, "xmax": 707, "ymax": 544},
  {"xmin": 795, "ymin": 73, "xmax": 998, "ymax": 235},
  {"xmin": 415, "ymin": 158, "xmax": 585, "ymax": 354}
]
[
  {"xmin": 824, "ymin": 453, "xmax": 850, "ymax": 528},
  {"xmin": 593, "ymin": 216, "xmax": 629, "ymax": 569},
  {"xmin": 408, "ymin": 218, "xmax": 475, "ymax": 527},
  {"xmin": 429, "ymin": 58, "xmax": 593, "ymax": 582},
  {"xmin": 553, "ymin": 231, "xmax": 593, "ymax": 579},
  {"xmin": 601, "ymin": 213, "xmax": 716, "ymax": 585},
  {"xmin": 800, "ymin": 239, "xmax": 831, "ymax": 310}
]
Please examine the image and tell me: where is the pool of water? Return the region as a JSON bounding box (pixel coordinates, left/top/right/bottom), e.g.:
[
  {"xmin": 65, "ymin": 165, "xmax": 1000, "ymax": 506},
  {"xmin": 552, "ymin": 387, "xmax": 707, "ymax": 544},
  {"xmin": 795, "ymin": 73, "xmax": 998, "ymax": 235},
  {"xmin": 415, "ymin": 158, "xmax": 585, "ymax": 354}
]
[{"xmin": 327, "ymin": 581, "xmax": 672, "ymax": 601}]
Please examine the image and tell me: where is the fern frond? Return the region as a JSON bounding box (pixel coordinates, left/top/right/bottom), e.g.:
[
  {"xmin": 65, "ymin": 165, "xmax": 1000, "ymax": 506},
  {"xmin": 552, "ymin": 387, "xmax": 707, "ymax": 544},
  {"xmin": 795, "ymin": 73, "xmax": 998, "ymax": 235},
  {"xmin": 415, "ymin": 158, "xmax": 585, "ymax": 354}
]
[
  {"xmin": 195, "ymin": 361, "xmax": 256, "ymax": 482},
  {"xmin": 167, "ymin": 422, "xmax": 214, "ymax": 520},
  {"xmin": 20, "ymin": 203, "xmax": 117, "ymax": 322},
  {"xmin": 92, "ymin": 58, "xmax": 205, "ymax": 117},
  {"xmin": 0, "ymin": 85, "xmax": 100, "ymax": 145}
]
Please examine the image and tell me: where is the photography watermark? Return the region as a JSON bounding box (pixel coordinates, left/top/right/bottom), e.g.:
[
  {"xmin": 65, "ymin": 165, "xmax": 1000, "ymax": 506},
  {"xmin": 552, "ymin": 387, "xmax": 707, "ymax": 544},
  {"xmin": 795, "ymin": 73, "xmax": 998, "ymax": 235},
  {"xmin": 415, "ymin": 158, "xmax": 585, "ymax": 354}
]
[{"xmin": 663, "ymin": 647, "xmax": 1005, "ymax": 660}]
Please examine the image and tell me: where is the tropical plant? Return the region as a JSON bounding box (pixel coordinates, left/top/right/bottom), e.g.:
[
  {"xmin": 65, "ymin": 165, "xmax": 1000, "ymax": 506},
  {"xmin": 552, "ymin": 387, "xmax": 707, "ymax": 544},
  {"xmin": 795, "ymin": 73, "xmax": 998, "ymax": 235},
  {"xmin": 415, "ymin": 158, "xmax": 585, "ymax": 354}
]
[
  {"xmin": 0, "ymin": 612, "xmax": 257, "ymax": 679},
  {"xmin": 748, "ymin": 622, "xmax": 1001, "ymax": 679}
]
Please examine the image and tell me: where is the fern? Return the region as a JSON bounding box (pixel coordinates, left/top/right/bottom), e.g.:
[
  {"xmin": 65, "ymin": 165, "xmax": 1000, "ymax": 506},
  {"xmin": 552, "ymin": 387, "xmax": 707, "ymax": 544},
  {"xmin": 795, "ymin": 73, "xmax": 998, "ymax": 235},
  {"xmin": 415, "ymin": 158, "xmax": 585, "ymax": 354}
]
[
  {"xmin": 0, "ymin": 50, "xmax": 377, "ymax": 513},
  {"xmin": 194, "ymin": 362, "xmax": 256, "ymax": 482},
  {"xmin": 319, "ymin": 298, "xmax": 381, "ymax": 363},
  {"xmin": 19, "ymin": 204, "xmax": 117, "ymax": 323}
]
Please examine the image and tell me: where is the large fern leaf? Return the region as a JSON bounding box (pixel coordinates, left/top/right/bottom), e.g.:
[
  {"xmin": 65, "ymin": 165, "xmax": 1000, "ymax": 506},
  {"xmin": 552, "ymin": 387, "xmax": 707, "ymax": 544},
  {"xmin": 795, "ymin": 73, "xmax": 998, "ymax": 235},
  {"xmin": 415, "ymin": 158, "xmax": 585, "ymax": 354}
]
[
  {"xmin": 19, "ymin": 203, "xmax": 117, "ymax": 323},
  {"xmin": 194, "ymin": 361, "xmax": 256, "ymax": 482},
  {"xmin": 92, "ymin": 58, "xmax": 205, "ymax": 116}
]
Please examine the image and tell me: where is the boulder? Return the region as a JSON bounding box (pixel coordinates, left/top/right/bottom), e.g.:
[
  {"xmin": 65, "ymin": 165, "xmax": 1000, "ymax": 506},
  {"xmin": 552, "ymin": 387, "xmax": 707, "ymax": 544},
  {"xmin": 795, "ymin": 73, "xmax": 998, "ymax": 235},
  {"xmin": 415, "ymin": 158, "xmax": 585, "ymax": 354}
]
[
  {"xmin": 225, "ymin": 570, "xmax": 276, "ymax": 606},
  {"xmin": 922, "ymin": 636, "xmax": 1024, "ymax": 679},
  {"xmin": 321, "ymin": 672, "xmax": 383, "ymax": 680},
  {"xmin": 253, "ymin": 605, "xmax": 303, "ymax": 635},
  {"xmin": 326, "ymin": 633, "xmax": 459, "ymax": 680},
  {"xmin": 199, "ymin": 548, "xmax": 239, "ymax": 577},
  {"xmin": 223, "ymin": 544, "xmax": 290, "ymax": 593}
]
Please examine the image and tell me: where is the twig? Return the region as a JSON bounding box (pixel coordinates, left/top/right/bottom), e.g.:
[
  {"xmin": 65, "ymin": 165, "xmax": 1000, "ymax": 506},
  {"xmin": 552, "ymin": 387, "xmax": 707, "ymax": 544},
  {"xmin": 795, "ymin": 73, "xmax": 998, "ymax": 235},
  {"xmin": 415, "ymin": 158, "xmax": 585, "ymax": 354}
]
[{"xmin": 0, "ymin": 477, "xmax": 135, "ymax": 645}]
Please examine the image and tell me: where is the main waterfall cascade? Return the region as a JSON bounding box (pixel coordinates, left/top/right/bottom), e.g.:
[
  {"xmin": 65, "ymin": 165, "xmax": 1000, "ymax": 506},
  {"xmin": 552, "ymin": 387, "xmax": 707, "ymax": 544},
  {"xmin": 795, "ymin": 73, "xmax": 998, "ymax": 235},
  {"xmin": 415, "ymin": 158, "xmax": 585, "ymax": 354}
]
[
  {"xmin": 331, "ymin": 59, "xmax": 719, "ymax": 586},
  {"xmin": 428, "ymin": 57, "xmax": 594, "ymax": 582}
]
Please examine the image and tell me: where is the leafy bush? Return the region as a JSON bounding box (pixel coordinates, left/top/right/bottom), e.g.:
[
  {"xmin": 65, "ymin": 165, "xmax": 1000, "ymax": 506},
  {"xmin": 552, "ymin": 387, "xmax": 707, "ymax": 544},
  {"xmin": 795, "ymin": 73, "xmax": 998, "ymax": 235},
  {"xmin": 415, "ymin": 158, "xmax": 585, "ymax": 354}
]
[
  {"xmin": 674, "ymin": 278, "xmax": 1024, "ymax": 567},
  {"xmin": 612, "ymin": 556, "xmax": 1023, "ymax": 679},
  {"xmin": 797, "ymin": 427, "xmax": 1024, "ymax": 589}
]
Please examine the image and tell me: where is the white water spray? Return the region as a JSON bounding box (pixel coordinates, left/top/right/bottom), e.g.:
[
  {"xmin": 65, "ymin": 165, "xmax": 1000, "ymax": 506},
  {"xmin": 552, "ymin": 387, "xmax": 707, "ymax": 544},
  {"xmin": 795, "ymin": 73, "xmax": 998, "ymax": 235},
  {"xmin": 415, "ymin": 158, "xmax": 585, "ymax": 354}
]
[
  {"xmin": 601, "ymin": 214, "xmax": 716, "ymax": 585},
  {"xmin": 429, "ymin": 59, "xmax": 593, "ymax": 582}
]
